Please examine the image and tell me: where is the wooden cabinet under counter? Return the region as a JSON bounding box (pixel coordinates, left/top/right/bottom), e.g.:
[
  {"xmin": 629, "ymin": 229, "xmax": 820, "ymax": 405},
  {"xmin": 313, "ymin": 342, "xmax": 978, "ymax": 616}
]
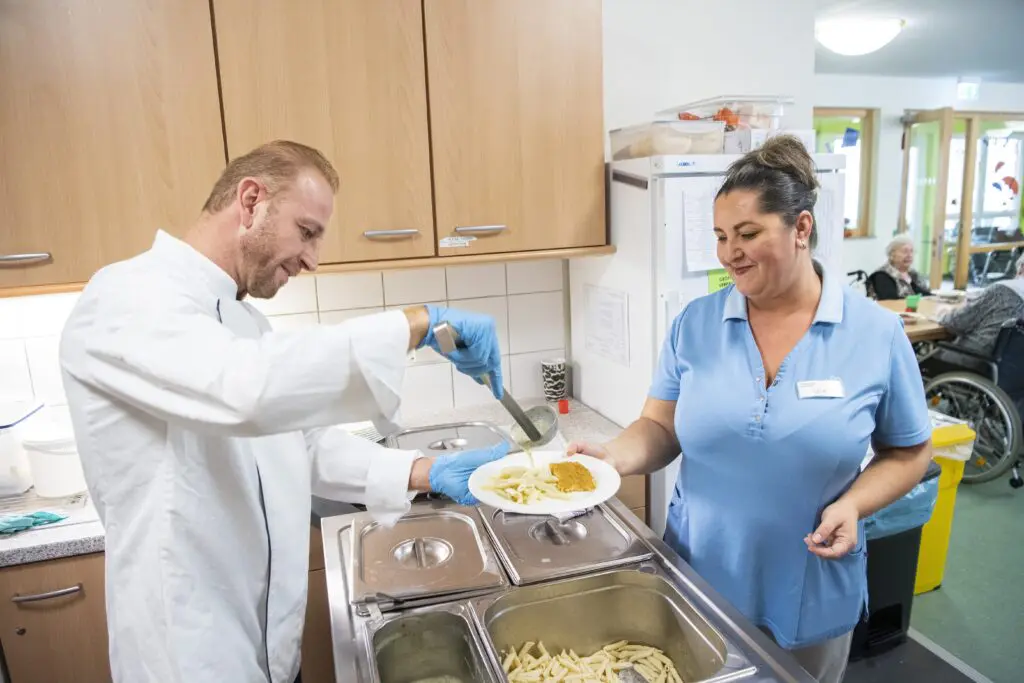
[
  {"xmin": 0, "ymin": 0, "xmax": 225, "ymax": 291},
  {"xmin": 212, "ymin": 0, "xmax": 436, "ymax": 265},
  {"xmin": 0, "ymin": 552, "xmax": 111, "ymax": 683},
  {"xmin": 302, "ymin": 569, "xmax": 335, "ymax": 683}
]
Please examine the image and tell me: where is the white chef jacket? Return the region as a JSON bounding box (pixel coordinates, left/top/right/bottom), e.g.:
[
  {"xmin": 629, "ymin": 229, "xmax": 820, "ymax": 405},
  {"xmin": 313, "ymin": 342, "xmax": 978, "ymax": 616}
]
[{"xmin": 59, "ymin": 230, "xmax": 422, "ymax": 683}]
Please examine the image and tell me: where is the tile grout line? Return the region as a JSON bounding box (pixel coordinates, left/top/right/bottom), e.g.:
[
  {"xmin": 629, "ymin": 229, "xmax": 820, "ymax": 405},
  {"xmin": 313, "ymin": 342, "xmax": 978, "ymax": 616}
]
[
  {"xmin": 312, "ymin": 275, "xmax": 321, "ymax": 324},
  {"xmin": 441, "ymin": 267, "xmax": 456, "ymax": 408},
  {"xmin": 907, "ymin": 628, "xmax": 996, "ymax": 683},
  {"xmin": 22, "ymin": 338, "xmax": 37, "ymax": 402}
]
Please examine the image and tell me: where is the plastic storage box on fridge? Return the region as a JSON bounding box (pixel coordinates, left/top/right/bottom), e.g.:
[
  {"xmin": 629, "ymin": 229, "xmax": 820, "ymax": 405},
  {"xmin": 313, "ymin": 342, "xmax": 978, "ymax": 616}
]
[
  {"xmin": 723, "ymin": 129, "xmax": 817, "ymax": 155},
  {"xmin": 610, "ymin": 120, "xmax": 725, "ymax": 160},
  {"xmin": 657, "ymin": 95, "xmax": 792, "ymax": 131}
]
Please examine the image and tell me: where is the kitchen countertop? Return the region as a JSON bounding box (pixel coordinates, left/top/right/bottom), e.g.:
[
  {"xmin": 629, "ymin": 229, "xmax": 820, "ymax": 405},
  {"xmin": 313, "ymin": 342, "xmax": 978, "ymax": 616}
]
[{"xmin": 0, "ymin": 399, "xmax": 624, "ymax": 568}]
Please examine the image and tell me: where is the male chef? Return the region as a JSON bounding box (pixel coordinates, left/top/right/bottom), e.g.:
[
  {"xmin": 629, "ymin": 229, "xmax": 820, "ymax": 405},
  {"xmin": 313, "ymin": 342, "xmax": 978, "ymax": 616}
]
[{"xmin": 59, "ymin": 140, "xmax": 508, "ymax": 683}]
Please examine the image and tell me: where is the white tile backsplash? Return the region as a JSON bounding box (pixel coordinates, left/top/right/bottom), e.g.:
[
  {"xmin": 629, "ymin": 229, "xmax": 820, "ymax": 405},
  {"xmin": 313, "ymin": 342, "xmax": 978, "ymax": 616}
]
[
  {"xmin": 509, "ymin": 350, "xmax": 564, "ymax": 401},
  {"xmin": 245, "ymin": 275, "xmax": 317, "ymax": 316},
  {"xmin": 446, "ymin": 264, "xmax": 506, "ymax": 300},
  {"xmin": 400, "ymin": 363, "xmax": 454, "ymax": 418},
  {"xmin": 507, "ymin": 292, "xmax": 566, "ymax": 354},
  {"xmin": 383, "ymin": 268, "xmax": 447, "ymax": 306},
  {"xmin": 316, "ymin": 271, "xmax": 384, "ymax": 311},
  {"xmin": 0, "ymin": 339, "xmax": 33, "ymax": 401},
  {"xmin": 0, "ymin": 292, "xmax": 80, "ymax": 340},
  {"xmin": 24, "ymin": 336, "xmax": 65, "ymax": 406},
  {"xmin": 5, "ymin": 261, "xmax": 570, "ymax": 414},
  {"xmin": 319, "ymin": 307, "xmax": 385, "ymax": 325},
  {"xmin": 453, "ymin": 356, "xmax": 512, "ymax": 408},
  {"xmin": 507, "ymin": 260, "xmax": 564, "ymax": 295}
]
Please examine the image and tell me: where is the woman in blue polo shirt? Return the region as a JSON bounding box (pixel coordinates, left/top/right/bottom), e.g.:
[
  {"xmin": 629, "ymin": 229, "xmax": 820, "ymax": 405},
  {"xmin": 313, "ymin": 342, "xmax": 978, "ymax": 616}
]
[{"xmin": 568, "ymin": 136, "xmax": 933, "ymax": 683}]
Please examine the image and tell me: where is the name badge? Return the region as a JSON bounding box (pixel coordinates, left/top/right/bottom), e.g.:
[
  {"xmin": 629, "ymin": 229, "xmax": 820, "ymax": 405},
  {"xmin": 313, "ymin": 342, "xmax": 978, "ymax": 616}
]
[{"xmin": 797, "ymin": 379, "xmax": 845, "ymax": 399}]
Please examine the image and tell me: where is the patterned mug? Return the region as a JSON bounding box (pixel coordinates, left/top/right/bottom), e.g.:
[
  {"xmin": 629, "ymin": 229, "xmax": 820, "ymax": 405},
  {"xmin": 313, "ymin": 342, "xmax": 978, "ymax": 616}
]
[{"xmin": 541, "ymin": 358, "xmax": 569, "ymax": 402}]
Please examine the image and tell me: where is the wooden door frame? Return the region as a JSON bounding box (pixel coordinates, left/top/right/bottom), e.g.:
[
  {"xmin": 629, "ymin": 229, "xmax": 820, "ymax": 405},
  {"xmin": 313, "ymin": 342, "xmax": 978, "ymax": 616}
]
[{"xmin": 899, "ymin": 108, "xmax": 955, "ymax": 289}]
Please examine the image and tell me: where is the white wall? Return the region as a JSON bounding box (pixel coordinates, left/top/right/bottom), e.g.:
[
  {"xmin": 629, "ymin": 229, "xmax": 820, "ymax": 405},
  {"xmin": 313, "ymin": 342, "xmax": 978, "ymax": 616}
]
[
  {"xmin": 603, "ymin": 0, "xmax": 817, "ymax": 134},
  {"xmin": 814, "ymin": 74, "xmax": 1024, "ymax": 275}
]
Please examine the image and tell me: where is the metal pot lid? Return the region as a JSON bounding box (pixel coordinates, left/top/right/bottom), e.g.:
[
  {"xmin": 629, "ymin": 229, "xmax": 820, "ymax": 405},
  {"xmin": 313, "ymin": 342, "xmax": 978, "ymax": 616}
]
[{"xmin": 349, "ymin": 506, "xmax": 508, "ymax": 607}]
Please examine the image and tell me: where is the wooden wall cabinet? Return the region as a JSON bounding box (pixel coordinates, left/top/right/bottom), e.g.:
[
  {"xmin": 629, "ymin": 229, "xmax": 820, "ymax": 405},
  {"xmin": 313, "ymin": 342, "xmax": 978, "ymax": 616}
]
[
  {"xmin": 212, "ymin": 0, "xmax": 437, "ymax": 265},
  {"xmin": 0, "ymin": 553, "xmax": 111, "ymax": 683},
  {"xmin": 0, "ymin": 0, "xmax": 226, "ymax": 290},
  {"xmin": 426, "ymin": 0, "xmax": 607, "ymax": 257},
  {"xmin": 0, "ymin": 0, "xmax": 608, "ymax": 294}
]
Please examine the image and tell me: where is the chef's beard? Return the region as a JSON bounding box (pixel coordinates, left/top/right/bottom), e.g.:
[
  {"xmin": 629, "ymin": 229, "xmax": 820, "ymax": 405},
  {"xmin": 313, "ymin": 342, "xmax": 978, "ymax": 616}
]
[{"xmin": 240, "ymin": 208, "xmax": 282, "ymax": 300}]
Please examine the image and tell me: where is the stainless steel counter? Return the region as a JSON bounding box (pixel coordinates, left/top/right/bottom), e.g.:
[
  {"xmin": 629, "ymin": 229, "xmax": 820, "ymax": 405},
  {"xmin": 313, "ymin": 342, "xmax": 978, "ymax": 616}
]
[{"xmin": 320, "ymin": 497, "xmax": 816, "ymax": 683}]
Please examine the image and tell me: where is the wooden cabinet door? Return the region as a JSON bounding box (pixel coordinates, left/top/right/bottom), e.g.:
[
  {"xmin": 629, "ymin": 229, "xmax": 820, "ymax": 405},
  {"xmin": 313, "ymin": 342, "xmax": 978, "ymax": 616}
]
[
  {"xmin": 213, "ymin": 0, "xmax": 436, "ymax": 264},
  {"xmin": 0, "ymin": 0, "xmax": 225, "ymax": 290},
  {"xmin": 301, "ymin": 569, "xmax": 335, "ymax": 683},
  {"xmin": 425, "ymin": 0, "xmax": 606, "ymax": 256},
  {"xmin": 0, "ymin": 553, "xmax": 111, "ymax": 683}
]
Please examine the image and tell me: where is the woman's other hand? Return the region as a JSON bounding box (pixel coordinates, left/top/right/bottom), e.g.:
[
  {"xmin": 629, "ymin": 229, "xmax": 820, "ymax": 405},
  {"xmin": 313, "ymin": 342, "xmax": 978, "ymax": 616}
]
[
  {"xmin": 565, "ymin": 441, "xmax": 624, "ymax": 473},
  {"xmin": 804, "ymin": 501, "xmax": 859, "ymax": 559}
]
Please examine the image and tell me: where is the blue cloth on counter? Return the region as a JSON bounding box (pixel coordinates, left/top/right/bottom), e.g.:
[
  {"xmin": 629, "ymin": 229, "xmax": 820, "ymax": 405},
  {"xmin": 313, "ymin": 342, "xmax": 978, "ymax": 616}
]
[
  {"xmin": 0, "ymin": 511, "xmax": 67, "ymax": 535},
  {"xmin": 649, "ymin": 263, "xmax": 933, "ymax": 650}
]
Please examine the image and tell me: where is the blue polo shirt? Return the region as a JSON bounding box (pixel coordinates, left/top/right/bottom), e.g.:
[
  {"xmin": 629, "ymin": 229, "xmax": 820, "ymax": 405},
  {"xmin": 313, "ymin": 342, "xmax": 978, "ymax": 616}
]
[{"xmin": 650, "ymin": 266, "xmax": 932, "ymax": 649}]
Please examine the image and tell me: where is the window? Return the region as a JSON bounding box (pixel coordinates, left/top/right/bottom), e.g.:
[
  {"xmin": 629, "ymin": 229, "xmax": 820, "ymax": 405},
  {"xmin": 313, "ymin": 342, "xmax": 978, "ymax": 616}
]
[{"xmin": 813, "ymin": 108, "xmax": 880, "ymax": 238}]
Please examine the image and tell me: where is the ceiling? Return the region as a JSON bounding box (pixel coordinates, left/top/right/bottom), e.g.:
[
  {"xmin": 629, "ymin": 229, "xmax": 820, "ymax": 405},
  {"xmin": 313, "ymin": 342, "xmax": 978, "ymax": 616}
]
[{"xmin": 815, "ymin": 0, "xmax": 1024, "ymax": 83}]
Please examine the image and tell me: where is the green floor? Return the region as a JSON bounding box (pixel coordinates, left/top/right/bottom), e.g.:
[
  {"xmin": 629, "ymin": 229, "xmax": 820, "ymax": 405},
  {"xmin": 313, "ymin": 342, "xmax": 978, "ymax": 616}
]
[{"xmin": 911, "ymin": 477, "xmax": 1024, "ymax": 683}]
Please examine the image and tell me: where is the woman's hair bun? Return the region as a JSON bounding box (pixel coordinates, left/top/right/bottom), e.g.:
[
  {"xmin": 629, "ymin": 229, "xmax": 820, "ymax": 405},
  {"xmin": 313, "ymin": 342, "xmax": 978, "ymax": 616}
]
[{"xmin": 750, "ymin": 134, "xmax": 820, "ymax": 191}]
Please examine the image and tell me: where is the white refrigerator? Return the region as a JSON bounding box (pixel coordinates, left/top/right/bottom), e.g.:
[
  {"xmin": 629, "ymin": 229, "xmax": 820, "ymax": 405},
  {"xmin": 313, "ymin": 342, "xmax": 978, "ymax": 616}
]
[{"xmin": 569, "ymin": 154, "xmax": 846, "ymax": 537}]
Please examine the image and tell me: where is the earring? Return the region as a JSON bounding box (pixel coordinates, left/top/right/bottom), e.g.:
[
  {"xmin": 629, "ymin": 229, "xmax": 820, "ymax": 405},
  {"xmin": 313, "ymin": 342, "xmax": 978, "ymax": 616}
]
[{"xmin": 798, "ymin": 240, "xmax": 807, "ymax": 249}]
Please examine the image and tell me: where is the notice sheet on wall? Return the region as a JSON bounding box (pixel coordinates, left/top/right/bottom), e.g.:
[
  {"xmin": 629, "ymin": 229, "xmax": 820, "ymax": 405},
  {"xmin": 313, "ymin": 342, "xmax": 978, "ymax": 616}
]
[
  {"xmin": 584, "ymin": 284, "xmax": 629, "ymax": 366},
  {"xmin": 682, "ymin": 187, "xmax": 721, "ymax": 272}
]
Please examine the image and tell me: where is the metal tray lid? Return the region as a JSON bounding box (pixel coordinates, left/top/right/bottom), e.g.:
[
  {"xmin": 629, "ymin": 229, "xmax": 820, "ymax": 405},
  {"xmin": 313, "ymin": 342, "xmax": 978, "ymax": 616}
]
[
  {"xmin": 348, "ymin": 506, "xmax": 508, "ymax": 608},
  {"xmin": 478, "ymin": 504, "xmax": 653, "ymax": 585}
]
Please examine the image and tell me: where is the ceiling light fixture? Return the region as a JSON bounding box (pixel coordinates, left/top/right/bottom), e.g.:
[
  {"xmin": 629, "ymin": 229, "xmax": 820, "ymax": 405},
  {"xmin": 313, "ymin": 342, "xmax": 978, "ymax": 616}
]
[{"xmin": 815, "ymin": 17, "xmax": 906, "ymax": 56}]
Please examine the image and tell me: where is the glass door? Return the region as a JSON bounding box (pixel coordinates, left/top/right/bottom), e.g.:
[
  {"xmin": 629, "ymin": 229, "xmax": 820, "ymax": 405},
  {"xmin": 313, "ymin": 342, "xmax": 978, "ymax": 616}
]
[
  {"xmin": 953, "ymin": 115, "xmax": 1024, "ymax": 289},
  {"xmin": 899, "ymin": 108, "xmax": 954, "ymax": 290}
]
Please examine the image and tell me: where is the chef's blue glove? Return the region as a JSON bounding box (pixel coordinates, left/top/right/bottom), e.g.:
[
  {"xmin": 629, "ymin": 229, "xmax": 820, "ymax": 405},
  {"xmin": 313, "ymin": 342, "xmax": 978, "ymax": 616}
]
[
  {"xmin": 421, "ymin": 305, "xmax": 504, "ymax": 398},
  {"xmin": 429, "ymin": 442, "xmax": 511, "ymax": 506}
]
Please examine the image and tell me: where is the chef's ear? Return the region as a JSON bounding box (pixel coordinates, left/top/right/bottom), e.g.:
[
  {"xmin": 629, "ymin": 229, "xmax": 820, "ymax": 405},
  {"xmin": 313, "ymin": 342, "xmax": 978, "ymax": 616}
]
[{"xmin": 237, "ymin": 177, "xmax": 264, "ymax": 229}]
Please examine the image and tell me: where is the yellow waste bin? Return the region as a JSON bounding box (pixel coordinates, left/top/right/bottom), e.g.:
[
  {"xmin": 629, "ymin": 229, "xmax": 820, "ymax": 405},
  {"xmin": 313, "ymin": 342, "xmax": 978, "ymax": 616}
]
[{"xmin": 914, "ymin": 418, "xmax": 976, "ymax": 595}]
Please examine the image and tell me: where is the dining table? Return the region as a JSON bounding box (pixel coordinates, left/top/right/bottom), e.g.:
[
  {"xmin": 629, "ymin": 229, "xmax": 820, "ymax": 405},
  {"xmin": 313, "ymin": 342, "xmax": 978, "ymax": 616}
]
[{"xmin": 878, "ymin": 296, "xmax": 962, "ymax": 343}]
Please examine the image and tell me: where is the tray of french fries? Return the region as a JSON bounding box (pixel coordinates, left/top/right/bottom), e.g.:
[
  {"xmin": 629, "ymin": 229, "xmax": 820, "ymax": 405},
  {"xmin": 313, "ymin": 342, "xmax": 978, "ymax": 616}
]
[{"xmin": 501, "ymin": 639, "xmax": 684, "ymax": 683}]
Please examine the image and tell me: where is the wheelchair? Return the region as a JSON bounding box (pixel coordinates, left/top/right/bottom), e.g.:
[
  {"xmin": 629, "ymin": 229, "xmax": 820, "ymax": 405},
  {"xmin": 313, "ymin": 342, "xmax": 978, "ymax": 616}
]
[{"xmin": 919, "ymin": 317, "xmax": 1024, "ymax": 488}]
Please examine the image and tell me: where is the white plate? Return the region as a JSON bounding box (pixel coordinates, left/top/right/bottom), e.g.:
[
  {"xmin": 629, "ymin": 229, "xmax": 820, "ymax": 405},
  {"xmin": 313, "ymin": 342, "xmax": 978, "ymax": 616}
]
[{"xmin": 469, "ymin": 450, "xmax": 620, "ymax": 515}]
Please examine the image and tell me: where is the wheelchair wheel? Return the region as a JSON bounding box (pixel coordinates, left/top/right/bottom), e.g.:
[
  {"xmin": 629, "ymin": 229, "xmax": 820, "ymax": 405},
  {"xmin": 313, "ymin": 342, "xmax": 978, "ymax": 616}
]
[{"xmin": 925, "ymin": 372, "xmax": 1023, "ymax": 484}]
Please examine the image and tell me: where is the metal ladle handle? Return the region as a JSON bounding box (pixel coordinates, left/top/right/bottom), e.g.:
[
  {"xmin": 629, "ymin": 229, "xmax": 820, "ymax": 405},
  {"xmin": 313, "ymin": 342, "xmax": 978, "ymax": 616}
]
[{"xmin": 431, "ymin": 322, "xmax": 544, "ymax": 443}]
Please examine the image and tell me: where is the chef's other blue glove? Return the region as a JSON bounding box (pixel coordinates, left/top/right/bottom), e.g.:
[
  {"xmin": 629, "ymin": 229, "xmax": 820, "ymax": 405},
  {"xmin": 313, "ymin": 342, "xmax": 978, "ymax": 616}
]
[
  {"xmin": 428, "ymin": 441, "xmax": 510, "ymax": 506},
  {"xmin": 421, "ymin": 305, "xmax": 504, "ymax": 398}
]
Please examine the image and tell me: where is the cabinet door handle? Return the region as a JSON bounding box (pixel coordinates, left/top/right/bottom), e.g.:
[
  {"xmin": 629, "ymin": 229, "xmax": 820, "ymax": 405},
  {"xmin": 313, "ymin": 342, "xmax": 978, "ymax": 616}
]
[
  {"xmin": 0, "ymin": 252, "xmax": 52, "ymax": 266},
  {"xmin": 11, "ymin": 584, "xmax": 83, "ymax": 603},
  {"xmin": 454, "ymin": 225, "xmax": 507, "ymax": 235},
  {"xmin": 362, "ymin": 229, "xmax": 420, "ymax": 240}
]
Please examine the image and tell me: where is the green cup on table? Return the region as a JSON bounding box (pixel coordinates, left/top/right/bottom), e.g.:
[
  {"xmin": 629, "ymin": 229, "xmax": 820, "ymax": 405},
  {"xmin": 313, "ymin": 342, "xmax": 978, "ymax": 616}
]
[{"xmin": 905, "ymin": 294, "xmax": 921, "ymax": 312}]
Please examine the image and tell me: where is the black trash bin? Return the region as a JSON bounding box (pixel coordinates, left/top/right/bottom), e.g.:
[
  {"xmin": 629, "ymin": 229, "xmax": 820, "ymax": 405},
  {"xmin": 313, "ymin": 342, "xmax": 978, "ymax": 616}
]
[{"xmin": 849, "ymin": 460, "xmax": 942, "ymax": 661}]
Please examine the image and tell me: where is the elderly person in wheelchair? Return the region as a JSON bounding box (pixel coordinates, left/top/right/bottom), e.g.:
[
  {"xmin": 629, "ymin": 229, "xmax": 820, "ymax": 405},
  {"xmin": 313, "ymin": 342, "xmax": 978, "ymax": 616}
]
[{"xmin": 920, "ymin": 254, "xmax": 1024, "ymax": 487}]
